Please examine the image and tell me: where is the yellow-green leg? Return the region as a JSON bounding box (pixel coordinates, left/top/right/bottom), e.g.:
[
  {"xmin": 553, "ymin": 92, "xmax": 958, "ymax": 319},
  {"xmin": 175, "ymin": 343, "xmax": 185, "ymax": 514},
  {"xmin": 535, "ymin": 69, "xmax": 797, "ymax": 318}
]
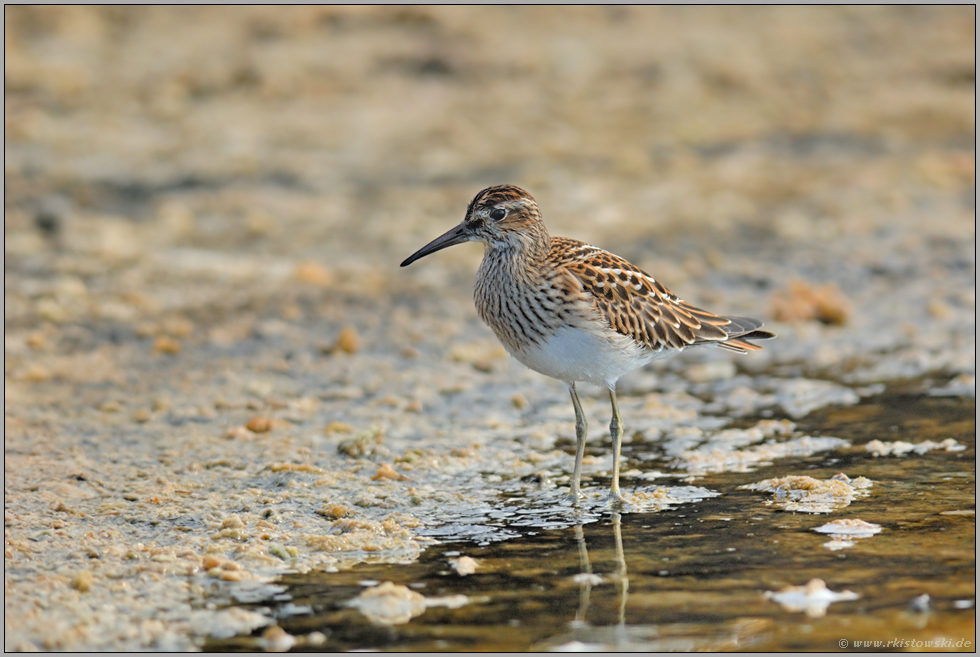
[
  {"xmin": 608, "ymin": 386, "xmax": 627, "ymax": 504},
  {"xmin": 568, "ymin": 382, "xmax": 588, "ymax": 501}
]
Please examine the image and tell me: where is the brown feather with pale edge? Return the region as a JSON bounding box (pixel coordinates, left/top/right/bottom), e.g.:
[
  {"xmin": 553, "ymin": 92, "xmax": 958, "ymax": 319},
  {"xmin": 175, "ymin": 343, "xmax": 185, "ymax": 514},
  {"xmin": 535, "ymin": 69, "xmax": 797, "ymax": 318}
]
[{"xmin": 549, "ymin": 237, "xmax": 772, "ymax": 354}]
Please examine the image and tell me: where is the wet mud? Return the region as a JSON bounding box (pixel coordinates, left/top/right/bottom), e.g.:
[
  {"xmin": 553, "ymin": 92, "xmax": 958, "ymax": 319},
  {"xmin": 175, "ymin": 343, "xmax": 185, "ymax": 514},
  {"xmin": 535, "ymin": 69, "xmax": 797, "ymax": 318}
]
[
  {"xmin": 4, "ymin": 6, "xmax": 975, "ymax": 652},
  {"xmin": 208, "ymin": 391, "xmax": 975, "ymax": 652}
]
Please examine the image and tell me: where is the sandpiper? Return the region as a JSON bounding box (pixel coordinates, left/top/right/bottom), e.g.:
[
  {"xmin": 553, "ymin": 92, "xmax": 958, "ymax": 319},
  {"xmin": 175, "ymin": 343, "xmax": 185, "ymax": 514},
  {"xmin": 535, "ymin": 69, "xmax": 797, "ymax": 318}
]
[{"xmin": 401, "ymin": 185, "xmax": 774, "ymax": 503}]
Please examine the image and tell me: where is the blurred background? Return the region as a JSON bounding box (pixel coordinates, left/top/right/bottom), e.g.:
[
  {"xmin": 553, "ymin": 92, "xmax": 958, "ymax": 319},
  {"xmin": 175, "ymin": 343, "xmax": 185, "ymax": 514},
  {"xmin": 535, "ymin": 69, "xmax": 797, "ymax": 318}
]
[
  {"xmin": 5, "ymin": 7, "xmax": 974, "ymax": 337},
  {"xmin": 4, "ymin": 4, "xmax": 976, "ymax": 393}
]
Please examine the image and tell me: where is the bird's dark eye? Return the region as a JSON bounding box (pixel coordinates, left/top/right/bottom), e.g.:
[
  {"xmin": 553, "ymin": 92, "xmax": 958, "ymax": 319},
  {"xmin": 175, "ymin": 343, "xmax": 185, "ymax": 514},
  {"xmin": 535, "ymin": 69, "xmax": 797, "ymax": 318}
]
[{"xmin": 489, "ymin": 208, "xmax": 507, "ymax": 221}]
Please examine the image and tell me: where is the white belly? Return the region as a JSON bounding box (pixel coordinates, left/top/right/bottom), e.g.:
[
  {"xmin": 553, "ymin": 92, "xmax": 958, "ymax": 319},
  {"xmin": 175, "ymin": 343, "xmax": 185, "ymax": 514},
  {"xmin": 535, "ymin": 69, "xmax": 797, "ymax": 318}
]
[{"xmin": 509, "ymin": 325, "xmax": 656, "ymax": 387}]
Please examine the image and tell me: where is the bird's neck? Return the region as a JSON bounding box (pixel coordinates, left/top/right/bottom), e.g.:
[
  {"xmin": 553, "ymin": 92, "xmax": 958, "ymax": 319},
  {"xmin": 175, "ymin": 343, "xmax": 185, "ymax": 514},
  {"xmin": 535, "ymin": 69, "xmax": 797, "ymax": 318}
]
[{"xmin": 480, "ymin": 225, "xmax": 551, "ymax": 280}]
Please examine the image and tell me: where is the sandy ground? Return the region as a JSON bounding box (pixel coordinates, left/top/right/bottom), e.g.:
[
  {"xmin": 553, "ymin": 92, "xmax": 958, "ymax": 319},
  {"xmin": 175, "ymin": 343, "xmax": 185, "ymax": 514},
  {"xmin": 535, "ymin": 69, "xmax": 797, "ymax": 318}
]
[{"xmin": 4, "ymin": 6, "xmax": 975, "ymax": 651}]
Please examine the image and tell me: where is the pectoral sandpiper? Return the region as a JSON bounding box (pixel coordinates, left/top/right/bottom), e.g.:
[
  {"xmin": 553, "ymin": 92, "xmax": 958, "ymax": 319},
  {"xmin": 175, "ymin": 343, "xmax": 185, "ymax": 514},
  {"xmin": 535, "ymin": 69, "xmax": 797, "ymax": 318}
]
[{"xmin": 401, "ymin": 185, "xmax": 774, "ymax": 503}]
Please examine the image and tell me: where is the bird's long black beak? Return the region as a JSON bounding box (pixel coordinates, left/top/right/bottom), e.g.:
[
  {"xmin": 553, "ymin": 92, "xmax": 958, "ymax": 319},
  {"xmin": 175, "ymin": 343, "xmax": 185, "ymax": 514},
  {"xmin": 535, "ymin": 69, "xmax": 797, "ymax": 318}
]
[{"xmin": 400, "ymin": 223, "xmax": 471, "ymax": 267}]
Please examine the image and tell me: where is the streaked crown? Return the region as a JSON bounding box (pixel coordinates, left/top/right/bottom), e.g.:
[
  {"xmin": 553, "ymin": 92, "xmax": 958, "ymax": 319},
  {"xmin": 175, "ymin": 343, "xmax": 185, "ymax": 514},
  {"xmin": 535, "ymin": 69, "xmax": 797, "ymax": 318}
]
[
  {"xmin": 400, "ymin": 184, "xmax": 549, "ymax": 267},
  {"xmin": 462, "ymin": 184, "xmax": 547, "ymax": 248}
]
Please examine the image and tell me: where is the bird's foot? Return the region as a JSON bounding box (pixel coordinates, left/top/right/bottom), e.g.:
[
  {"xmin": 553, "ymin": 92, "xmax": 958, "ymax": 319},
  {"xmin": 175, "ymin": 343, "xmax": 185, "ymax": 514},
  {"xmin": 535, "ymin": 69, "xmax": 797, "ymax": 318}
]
[{"xmin": 607, "ymin": 489, "xmax": 629, "ymax": 506}]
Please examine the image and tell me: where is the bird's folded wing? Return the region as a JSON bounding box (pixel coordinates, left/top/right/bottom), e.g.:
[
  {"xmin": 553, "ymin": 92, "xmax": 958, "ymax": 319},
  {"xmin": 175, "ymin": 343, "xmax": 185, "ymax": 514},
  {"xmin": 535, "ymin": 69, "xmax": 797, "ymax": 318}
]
[{"xmin": 551, "ymin": 237, "xmax": 769, "ymax": 353}]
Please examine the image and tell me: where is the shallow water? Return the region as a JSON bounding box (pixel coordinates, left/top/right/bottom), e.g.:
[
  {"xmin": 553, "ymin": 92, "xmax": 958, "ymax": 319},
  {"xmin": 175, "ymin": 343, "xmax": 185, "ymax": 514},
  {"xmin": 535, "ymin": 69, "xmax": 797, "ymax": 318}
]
[{"xmin": 208, "ymin": 388, "xmax": 975, "ymax": 652}]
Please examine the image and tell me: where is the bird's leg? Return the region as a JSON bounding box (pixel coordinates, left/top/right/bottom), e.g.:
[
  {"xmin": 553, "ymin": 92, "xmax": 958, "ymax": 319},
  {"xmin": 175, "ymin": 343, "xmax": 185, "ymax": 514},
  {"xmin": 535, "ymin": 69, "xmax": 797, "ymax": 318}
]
[
  {"xmin": 574, "ymin": 523, "xmax": 592, "ymax": 622},
  {"xmin": 568, "ymin": 382, "xmax": 588, "ymax": 502},
  {"xmin": 608, "ymin": 386, "xmax": 628, "ymax": 504},
  {"xmin": 612, "ymin": 512, "xmax": 628, "ymax": 626}
]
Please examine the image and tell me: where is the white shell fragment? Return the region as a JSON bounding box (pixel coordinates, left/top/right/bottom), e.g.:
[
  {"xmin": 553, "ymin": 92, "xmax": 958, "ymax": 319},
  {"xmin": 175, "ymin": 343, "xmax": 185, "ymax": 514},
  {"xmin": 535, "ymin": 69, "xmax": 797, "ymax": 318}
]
[
  {"xmin": 347, "ymin": 581, "xmax": 474, "ymax": 626},
  {"xmin": 450, "ymin": 556, "xmax": 480, "ymax": 576},
  {"xmin": 347, "ymin": 582, "xmax": 427, "ymax": 625},
  {"xmin": 813, "ymin": 518, "xmax": 883, "ymax": 550},
  {"xmin": 813, "ymin": 519, "xmax": 882, "ymax": 537},
  {"xmin": 765, "ymin": 579, "xmax": 860, "ymax": 617}
]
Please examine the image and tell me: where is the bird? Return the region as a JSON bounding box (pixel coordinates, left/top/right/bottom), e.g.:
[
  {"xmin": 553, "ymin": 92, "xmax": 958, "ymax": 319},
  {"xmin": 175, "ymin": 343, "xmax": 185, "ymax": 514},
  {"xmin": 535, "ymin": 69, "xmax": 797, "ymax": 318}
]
[{"xmin": 401, "ymin": 185, "xmax": 774, "ymax": 504}]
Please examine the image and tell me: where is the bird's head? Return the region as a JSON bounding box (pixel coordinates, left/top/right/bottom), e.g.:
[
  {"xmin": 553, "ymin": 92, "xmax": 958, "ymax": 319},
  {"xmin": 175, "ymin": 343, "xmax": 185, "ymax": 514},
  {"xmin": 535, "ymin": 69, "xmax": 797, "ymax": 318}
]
[{"xmin": 400, "ymin": 185, "xmax": 547, "ymax": 267}]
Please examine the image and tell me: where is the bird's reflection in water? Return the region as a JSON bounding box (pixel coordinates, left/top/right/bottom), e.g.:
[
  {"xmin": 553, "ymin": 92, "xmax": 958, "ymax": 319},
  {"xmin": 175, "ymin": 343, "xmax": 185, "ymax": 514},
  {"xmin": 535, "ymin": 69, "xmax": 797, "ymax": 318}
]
[
  {"xmin": 573, "ymin": 512, "xmax": 628, "ymax": 627},
  {"xmin": 537, "ymin": 513, "xmax": 769, "ymax": 652}
]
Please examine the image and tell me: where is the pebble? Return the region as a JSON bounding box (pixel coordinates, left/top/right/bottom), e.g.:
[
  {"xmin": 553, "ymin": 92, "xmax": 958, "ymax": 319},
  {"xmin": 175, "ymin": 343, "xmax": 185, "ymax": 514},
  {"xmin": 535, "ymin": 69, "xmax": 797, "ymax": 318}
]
[
  {"xmin": 71, "ymin": 570, "xmax": 94, "ymax": 593},
  {"xmin": 259, "ymin": 626, "xmax": 296, "ymax": 652},
  {"xmin": 334, "ymin": 327, "xmax": 361, "ymax": 354},
  {"xmin": 450, "ymin": 556, "xmax": 479, "ymax": 576},
  {"xmin": 347, "ymin": 582, "xmax": 427, "ymax": 625},
  {"xmin": 153, "ymin": 336, "xmax": 182, "ymax": 355},
  {"xmin": 771, "ymin": 279, "xmax": 851, "ymax": 325},
  {"xmin": 245, "ymin": 417, "xmax": 274, "ymax": 433},
  {"xmin": 293, "ymin": 262, "xmax": 335, "ymax": 287},
  {"xmin": 372, "ymin": 463, "xmax": 410, "ymax": 481}
]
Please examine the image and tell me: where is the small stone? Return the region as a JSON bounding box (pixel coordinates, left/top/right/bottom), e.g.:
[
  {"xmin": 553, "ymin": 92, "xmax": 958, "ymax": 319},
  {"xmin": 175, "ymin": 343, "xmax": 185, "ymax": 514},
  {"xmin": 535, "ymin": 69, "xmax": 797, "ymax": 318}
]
[
  {"xmin": 268, "ymin": 544, "xmax": 291, "ymax": 560},
  {"xmin": 472, "ymin": 359, "xmax": 494, "ymax": 373},
  {"xmin": 372, "ymin": 463, "xmax": 409, "ymax": 481},
  {"xmin": 260, "ymin": 625, "xmax": 296, "ymax": 652},
  {"xmin": 771, "ymin": 279, "xmax": 850, "ymax": 325},
  {"xmin": 246, "ymin": 417, "xmax": 274, "ymax": 433},
  {"xmin": 337, "ymin": 427, "xmax": 386, "ymax": 458},
  {"xmin": 224, "ymin": 426, "xmax": 251, "ymax": 440},
  {"xmin": 71, "ymin": 570, "xmax": 94, "ymax": 592},
  {"xmin": 220, "ymin": 569, "xmax": 246, "ymax": 581},
  {"xmin": 294, "ymin": 262, "xmax": 335, "ymax": 287},
  {"xmin": 153, "ymin": 336, "xmax": 182, "ymax": 355},
  {"xmin": 202, "ymin": 555, "xmax": 225, "ymax": 570},
  {"xmin": 511, "ymin": 394, "xmax": 529, "ymax": 410},
  {"xmin": 334, "ymin": 326, "xmax": 360, "ymax": 354},
  {"xmin": 450, "ymin": 556, "xmax": 479, "ymax": 576},
  {"xmin": 347, "ymin": 581, "xmax": 426, "ymax": 625},
  {"xmin": 221, "ymin": 515, "xmax": 245, "ymax": 529},
  {"xmin": 316, "ymin": 504, "xmax": 350, "ymax": 519},
  {"xmin": 132, "ymin": 408, "xmax": 152, "ymax": 423}
]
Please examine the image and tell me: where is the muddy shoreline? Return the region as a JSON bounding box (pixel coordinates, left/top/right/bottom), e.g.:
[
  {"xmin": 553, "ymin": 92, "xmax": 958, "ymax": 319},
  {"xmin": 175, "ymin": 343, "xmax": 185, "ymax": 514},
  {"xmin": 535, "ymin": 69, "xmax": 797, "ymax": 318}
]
[{"xmin": 4, "ymin": 6, "xmax": 975, "ymax": 651}]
